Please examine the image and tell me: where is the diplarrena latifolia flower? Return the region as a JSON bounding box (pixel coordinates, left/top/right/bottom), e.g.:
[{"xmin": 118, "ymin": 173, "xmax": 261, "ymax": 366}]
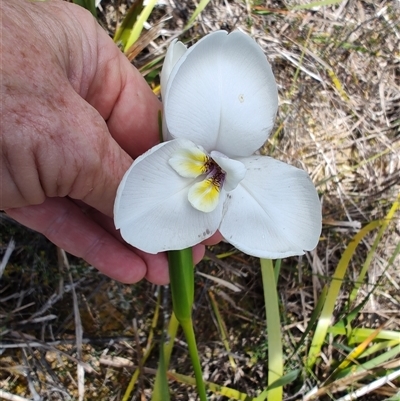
[{"xmin": 114, "ymin": 30, "xmax": 322, "ymax": 258}]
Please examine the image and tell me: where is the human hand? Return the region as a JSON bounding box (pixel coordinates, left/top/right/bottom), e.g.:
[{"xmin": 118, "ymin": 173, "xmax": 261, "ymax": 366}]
[{"xmin": 1, "ymin": 0, "xmax": 218, "ymax": 284}]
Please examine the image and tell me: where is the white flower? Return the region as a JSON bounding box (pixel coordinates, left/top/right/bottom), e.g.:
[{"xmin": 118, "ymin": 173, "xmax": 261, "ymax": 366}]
[{"xmin": 114, "ymin": 30, "xmax": 322, "ymax": 258}]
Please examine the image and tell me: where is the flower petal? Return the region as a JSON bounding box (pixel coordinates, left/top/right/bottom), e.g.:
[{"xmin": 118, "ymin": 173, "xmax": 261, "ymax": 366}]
[
  {"xmin": 160, "ymin": 39, "xmax": 187, "ymax": 100},
  {"xmin": 164, "ymin": 30, "xmax": 278, "ymax": 157},
  {"xmin": 169, "ymin": 146, "xmax": 209, "ymax": 178},
  {"xmin": 211, "ymin": 151, "xmax": 247, "ymax": 192},
  {"xmin": 161, "ymin": 40, "xmax": 188, "ymax": 141},
  {"xmin": 219, "ymin": 156, "xmax": 322, "ymax": 258},
  {"xmin": 114, "ymin": 138, "xmax": 223, "ymax": 253}
]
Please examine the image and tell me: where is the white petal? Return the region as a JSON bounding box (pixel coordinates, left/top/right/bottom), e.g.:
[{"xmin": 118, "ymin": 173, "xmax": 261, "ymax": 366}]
[
  {"xmin": 219, "ymin": 156, "xmax": 322, "ymax": 258},
  {"xmin": 210, "ymin": 151, "xmax": 246, "ymax": 192},
  {"xmin": 164, "ymin": 30, "xmax": 278, "ymax": 157},
  {"xmin": 161, "ymin": 40, "xmax": 187, "ymax": 141},
  {"xmin": 169, "ymin": 146, "xmax": 209, "ymax": 178},
  {"xmin": 114, "ymin": 138, "xmax": 223, "ymax": 253},
  {"xmin": 160, "ymin": 39, "xmax": 187, "ymax": 100}
]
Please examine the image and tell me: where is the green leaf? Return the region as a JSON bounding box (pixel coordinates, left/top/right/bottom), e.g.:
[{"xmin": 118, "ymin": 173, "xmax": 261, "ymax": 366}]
[
  {"xmin": 349, "ymin": 195, "xmax": 400, "ymax": 303},
  {"xmin": 168, "ymin": 371, "xmax": 255, "ymax": 400},
  {"xmin": 291, "ymin": 0, "xmax": 345, "ymax": 10},
  {"xmin": 151, "ymin": 334, "xmax": 171, "ymax": 401},
  {"xmin": 328, "ymin": 325, "xmax": 400, "ymax": 343},
  {"xmin": 257, "ymin": 259, "xmax": 283, "ymax": 401},
  {"xmin": 266, "ymin": 369, "xmax": 301, "ymax": 390},
  {"xmin": 113, "ymin": 0, "xmax": 144, "ymax": 50},
  {"xmin": 114, "ymin": 0, "xmax": 158, "ymax": 53},
  {"xmin": 151, "ymin": 312, "xmax": 179, "ymax": 401},
  {"xmin": 306, "ymin": 220, "xmax": 381, "ymax": 369},
  {"xmin": 184, "ymin": 0, "xmax": 213, "ymax": 30}
]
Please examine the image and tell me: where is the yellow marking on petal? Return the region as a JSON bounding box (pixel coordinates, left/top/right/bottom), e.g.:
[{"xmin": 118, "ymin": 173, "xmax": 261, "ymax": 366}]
[
  {"xmin": 188, "ymin": 178, "xmax": 221, "ymax": 213},
  {"xmin": 169, "ymin": 147, "xmax": 209, "ymax": 178}
]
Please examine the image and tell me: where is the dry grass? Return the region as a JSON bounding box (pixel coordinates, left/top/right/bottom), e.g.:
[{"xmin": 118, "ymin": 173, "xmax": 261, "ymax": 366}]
[{"xmin": 1, "ymin": 0, "xmax": 399, "ymax": 400}]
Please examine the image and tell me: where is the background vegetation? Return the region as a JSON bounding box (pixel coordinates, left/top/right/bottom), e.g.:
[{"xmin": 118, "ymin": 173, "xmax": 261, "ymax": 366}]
[{"xmin": 1, "ymin": 0, "xmax": 399, "ymax": 400}]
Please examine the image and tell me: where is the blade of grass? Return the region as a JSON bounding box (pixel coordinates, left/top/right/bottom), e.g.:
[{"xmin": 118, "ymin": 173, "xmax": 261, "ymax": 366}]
[
  {"xmin": 292, "ymin": 0, "xmax": 345, "ymax": 10},
  {"xmin": 307, "ymin": 220, "xmax": 381, "ymax": 369},
  {"xmin": 329, "ymin": 238, "xmax": 400, "ymax": 341},
  {"xmin": 151, "ymin": 312, "xmax": 179, "ymax": 401},
  {"xmin": 113, "ymin": 0, "xmax": 143, "ymax": 48},
  {"xmin": 259, "ymin": 259, "xmax": 283, "ymax": 401},
  {"xmin": 151, "ymin": 333, "xmax": 171, "ymax": 401},
  {"xmin": 349, "ymin": 193, "xmax": 400, "ymax": 303},
  {"xmin": 334, "ymin": 345, "xmax": 400, "ymax": 381},
  {"xmin": 163, "ymin": 312, "xmax": 179, "ymax": 367},
  {"xmin": 125, "ymin": 0, "xmax": 158, "ymax": 52},
  {"xmin": 125, "ymin": 22, "xmax": 163, "ymax": 62},
  {"xmin": 167, "ymin": 371, "xmax": 254, "ymax": 400},
  {"xmin": 291, "ymin": 285, "xmax": 328, "ymax": 357},
  {"xmin": 273, "ymin": 259, "xmax": 281, "ymax": 286},
  {"xmin": 348, "ymin": 344, "xmax": 400, "ymax": 374},
  {"xmin": 122, "ymin": 345, "xmax": 156, "ymax": 400},
  {"xmin": 265, "ymin": 369, "xmax": 301, "ymax": 391},
  {"xmin": 208, "ymin": 290, "xmax": 237, "ymax": 369},
  {"xmin": 335, "ymin": 368, "xmax": 400, "ymax": 401},
  {"xmin": 183, "ymin": 0, "xmax": 213, "ymax": 31},
  {"xmin": 304, "ymin": 355, "xmax": 400, "ymax": 400},
  {"xmin": 328, "ymin": 325, "xmax": 400, "ymax": 343},
  {"xmin": 359, "ymin": 339, "xmax": 400, "ymax": 359},
  {"xmin": 324, "ymin": 321, "xmax": 394, "ymax": 385},
  {"xmin": 124, "ymin": 290, "xmax": 161, "ymax": 401}
]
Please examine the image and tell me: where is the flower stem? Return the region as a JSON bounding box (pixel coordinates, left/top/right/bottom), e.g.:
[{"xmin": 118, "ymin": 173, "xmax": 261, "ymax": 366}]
[
  {"xmin": 168, "ymin": 249, "xmax": 207, "ymax": 401},
  {"xmin": 168, "ymin": 249, "xmax": 194, "ymax": 322}
]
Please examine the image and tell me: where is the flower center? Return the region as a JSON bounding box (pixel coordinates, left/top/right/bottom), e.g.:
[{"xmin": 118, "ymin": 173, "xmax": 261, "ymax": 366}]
[{"xmin": 169, "ymin": 146, "xmax": 246, "ymax": 213}]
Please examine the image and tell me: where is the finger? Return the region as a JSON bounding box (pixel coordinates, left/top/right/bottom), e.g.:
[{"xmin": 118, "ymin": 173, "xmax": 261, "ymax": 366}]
[
  {"xmin": 77, "ymin": 203, "xmax": 205, "ymax": 284},
  {"xmin": 89, "ymin": 215, "xmax": 206, "ymax": 283},
  {"xmin": 89, "ymin": 42, "xmax": 161, "ymax": 158},
  {"xmin": 193, "ymin": 244, "xmax": 206, "ymax": 264},
  {"xmin": 5, "ymin": 198, "xmax": 152, "ymax": 284},
  {"xmin": 202, "ymin": 231, "xmax": 224, "ymax": 245},
  {"xmin": 77, "ymin": 17, "xmax": 162, "ymax": 158}
]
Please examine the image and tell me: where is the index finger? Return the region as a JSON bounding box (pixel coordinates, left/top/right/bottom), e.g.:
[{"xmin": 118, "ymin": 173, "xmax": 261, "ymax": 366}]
[{"xmin": 84, "ymin": 22, "xmax": 162, "ymax": 158}]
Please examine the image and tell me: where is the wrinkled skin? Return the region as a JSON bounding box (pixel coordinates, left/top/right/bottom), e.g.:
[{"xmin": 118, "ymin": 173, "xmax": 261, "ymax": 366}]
[{"xmin": 1, "ymin": 0, "xmax": 220, "ymax": 284}]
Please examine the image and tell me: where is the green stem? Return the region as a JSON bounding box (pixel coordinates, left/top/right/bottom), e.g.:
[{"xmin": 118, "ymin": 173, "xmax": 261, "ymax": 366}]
[
  {"xmin": 168, "ymin": 249, "xmax": 207, "ymax": 401},
  {"xmin": 168, "ymin": 249, "xmax": 194, "ymax": 322}
]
